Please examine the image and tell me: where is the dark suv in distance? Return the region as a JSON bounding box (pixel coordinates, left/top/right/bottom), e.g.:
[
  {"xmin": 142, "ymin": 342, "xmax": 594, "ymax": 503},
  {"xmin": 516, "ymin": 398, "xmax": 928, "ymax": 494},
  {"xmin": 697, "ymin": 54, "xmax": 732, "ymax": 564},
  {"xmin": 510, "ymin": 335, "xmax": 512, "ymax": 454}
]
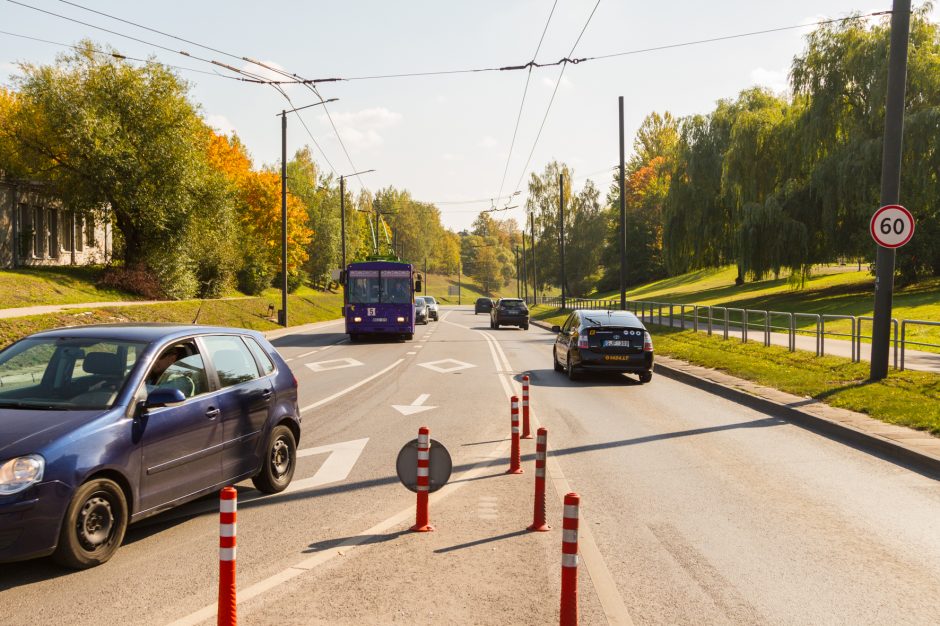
[
  {"xmin": 490, "ymin": 298, "xmax": 529, "ymax": 330},
  {"xmin": 0, "ymin": 324, "xmax": 301, "ymax": 568},
  {"xmin": 474, "ymin": 297, "xmax": 494, "ymax": 315},
  {"xmin": 552, "ymin": 309, "xmax": 653, "ymax": 383}
]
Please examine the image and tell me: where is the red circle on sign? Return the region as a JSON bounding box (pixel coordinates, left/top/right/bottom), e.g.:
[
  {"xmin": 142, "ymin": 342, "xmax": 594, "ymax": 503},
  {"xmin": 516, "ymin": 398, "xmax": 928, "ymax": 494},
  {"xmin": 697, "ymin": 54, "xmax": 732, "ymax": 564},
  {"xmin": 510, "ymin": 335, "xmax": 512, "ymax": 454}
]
[{"xmin": 870, "ymin": 205, "xmax": 915, "ymax": 248}]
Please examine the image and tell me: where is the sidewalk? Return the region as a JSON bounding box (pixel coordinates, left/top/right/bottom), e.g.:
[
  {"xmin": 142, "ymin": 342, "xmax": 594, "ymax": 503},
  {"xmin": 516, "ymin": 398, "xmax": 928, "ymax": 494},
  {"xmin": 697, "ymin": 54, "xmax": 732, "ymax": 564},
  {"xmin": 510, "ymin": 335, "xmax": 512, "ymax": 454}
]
[{"xmin": 0, "ymin": 299, "xmax": 166, "ymax": 319}]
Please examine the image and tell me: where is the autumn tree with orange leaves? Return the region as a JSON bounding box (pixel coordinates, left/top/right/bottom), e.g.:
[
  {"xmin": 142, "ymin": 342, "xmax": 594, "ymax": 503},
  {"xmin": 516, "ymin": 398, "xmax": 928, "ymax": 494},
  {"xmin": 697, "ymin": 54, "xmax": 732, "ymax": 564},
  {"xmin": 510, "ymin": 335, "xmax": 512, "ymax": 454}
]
[{"xmin": 207, "ymin": 133, "xmax": 312, "ymax": 294}]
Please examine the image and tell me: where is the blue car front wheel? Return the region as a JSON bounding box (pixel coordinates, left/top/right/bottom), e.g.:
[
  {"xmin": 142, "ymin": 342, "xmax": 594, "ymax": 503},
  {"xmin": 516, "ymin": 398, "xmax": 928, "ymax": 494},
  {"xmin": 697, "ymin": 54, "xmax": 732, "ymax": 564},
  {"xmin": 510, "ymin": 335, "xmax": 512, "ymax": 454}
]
[{"xmin": 53, "ymin": 478, "xmax": 128, "ymax": 569}]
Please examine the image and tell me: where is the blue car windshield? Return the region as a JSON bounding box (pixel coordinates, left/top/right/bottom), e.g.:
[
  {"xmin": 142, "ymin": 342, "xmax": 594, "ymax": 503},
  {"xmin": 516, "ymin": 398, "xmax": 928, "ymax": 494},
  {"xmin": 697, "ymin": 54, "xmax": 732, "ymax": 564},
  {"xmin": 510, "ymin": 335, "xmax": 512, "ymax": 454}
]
[{"xmin": 0, "ymin": 337, "xmax": 146, "ymax": 410}]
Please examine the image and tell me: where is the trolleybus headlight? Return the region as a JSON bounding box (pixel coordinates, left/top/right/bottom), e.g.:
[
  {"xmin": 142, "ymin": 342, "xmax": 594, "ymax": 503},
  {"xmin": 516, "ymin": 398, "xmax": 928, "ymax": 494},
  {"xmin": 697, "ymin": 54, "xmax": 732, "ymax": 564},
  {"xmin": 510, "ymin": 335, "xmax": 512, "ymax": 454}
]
[
  {"xmin": 397, "ymin": 316, "xmax": 406, "ymax": 322},
  {"xmin": 353, "ymin": 316, "xmax": 362, "ymax": 323}
]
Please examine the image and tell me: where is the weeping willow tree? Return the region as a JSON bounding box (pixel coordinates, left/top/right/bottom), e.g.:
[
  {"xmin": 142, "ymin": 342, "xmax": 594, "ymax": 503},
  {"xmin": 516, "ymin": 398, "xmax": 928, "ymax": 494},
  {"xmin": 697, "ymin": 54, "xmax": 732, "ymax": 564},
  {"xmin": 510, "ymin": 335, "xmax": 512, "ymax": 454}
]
[{"xmin": 662, "ymin": 7, "xmax": 940, "ymax": 283}]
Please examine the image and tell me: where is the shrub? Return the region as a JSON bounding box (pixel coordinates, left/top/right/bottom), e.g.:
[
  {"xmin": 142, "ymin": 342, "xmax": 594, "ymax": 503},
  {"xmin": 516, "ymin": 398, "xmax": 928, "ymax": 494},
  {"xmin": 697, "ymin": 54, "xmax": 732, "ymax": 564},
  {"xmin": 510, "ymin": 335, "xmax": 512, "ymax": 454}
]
[{"xmin": 97, "ymin": 264, "xmax": 164, "ymax": 300}]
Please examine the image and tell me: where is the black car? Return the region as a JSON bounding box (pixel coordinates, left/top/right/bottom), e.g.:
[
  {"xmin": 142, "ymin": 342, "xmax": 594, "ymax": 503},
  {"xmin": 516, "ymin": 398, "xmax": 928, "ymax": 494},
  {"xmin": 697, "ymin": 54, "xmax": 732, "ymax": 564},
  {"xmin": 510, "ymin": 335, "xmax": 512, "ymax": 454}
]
[
  {"xmin": 415, "ymin": 298, "xmax": 429, "ymax": 324},
  {"xmin": 490, "ymin": 298, "xmax": 529, "ymax": 330},
  {"xmin": 474, "ymin": 297, "xmax": 494, "ymax": 314},
  {"xmin": 552, "ymin": 309, "xmax": 653, "ymax": 383},
  {"xmin": 0, "ymin": 324, "xmax": 300, "ymax": 568}
]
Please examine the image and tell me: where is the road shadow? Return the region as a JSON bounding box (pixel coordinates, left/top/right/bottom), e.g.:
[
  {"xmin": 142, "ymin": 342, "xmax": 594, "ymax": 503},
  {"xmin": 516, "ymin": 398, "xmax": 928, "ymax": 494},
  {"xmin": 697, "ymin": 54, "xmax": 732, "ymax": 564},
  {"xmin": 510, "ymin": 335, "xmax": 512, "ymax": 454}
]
[
  {"xmin": 434, "ymin": 529, "xmax": 530, "ymax": 553},
  {"xmin": 303, "ymin": 529, "xmax": 410, "ymax": 554},
  {"xmin": 0, "ymin": 556, "xmax": 71, "ymax": 591},
  {"xmin": 270, "ymin": 332, "xmax": 347, "ymax": 349},
  {"xmin": 519, "ymin": 368, "xmax": 643, "ymax": 388}
]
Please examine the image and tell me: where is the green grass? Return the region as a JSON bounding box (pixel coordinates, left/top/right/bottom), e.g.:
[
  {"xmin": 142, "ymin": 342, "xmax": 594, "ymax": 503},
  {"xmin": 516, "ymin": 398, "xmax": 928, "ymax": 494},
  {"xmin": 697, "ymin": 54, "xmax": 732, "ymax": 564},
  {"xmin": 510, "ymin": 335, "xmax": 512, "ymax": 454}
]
[
  {"xmin": 0, "ymin": 287, "xmax": 344, "ymax": 347},
  {"xmin": 653, "ymin": 327, "xmax": 940, "ymax": 436},
  {"xmin": 531, "ymin": 305, "xmax": 939, "ymax": 435},
  {"xmin": 575, "ymin": 265, "xmax": 940, "ymax": 352},
  {"xmin": 0, "ymin": 266, "xmax": 143, "ymax": 309}
]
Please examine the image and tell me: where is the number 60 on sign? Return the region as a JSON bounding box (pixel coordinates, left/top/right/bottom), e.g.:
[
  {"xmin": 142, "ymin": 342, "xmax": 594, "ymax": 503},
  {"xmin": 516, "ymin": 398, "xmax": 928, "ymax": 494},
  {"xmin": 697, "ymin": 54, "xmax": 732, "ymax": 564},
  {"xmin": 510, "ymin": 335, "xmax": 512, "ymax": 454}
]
[{"xmin": 870, "ymin": 204, "xmax": 915, "ymax": 248}]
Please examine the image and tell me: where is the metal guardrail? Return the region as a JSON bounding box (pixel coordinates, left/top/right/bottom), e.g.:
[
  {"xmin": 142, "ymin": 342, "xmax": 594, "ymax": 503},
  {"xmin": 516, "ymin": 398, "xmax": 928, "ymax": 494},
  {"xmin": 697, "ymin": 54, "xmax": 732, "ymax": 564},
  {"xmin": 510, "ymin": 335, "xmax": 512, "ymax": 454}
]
[{"xmin": 535, "ymin": 295, "xmax": 937, "ymax": 370}]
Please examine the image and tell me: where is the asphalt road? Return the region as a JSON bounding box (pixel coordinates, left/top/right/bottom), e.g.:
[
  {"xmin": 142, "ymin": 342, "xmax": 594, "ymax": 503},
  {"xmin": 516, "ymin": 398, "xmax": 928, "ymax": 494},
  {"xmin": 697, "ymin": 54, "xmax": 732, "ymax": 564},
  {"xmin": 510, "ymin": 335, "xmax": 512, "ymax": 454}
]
[{"xmin": 2, "ymin": 307, "xmax": 939, "ymax": 625}]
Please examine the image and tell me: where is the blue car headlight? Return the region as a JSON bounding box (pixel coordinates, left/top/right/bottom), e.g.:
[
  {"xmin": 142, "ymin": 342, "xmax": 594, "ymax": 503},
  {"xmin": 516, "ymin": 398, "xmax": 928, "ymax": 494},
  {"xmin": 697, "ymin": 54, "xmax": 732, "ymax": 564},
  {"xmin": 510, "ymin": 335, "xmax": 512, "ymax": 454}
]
[{"xmin": 0, "ymin": 454, "xmax": 45, "ymax": 495}]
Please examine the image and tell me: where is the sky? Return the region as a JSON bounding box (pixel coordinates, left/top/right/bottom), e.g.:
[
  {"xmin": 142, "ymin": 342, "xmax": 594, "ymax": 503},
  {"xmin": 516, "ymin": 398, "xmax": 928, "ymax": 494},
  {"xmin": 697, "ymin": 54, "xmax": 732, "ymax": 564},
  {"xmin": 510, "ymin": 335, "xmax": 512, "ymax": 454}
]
[{"xmin": 2, "ymin": 1, "xmax": 937, "ymax": 232}]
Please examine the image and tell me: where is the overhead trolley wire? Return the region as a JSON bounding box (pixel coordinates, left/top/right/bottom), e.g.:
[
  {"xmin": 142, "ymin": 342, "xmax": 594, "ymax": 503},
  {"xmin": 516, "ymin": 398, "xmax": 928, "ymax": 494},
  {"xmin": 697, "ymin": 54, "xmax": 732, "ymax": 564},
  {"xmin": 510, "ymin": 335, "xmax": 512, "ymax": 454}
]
[
  {"xmin": 495, "ymin": 0, "xmax": 558, "ymax": 210},
  {"xmin": 508, "ymin": 0, "xmax": 602, "ymax": 207},
  {"xmin": 0, "ymin": 29, "xmax": 247, "ymax": 80}
]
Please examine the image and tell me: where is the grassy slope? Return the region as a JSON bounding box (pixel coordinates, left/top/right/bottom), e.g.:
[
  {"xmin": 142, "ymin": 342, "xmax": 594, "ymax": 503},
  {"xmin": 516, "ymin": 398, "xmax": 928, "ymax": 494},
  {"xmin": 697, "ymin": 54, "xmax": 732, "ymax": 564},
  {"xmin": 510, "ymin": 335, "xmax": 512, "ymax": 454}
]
[
  {"xmin": 0, "ymin": 266, "xmax": 142, "ymax": 308},
  {"xmin": 0, "ymin": 286, "xmax": 343, "ymax": 347},
  {"xmin": 580, "ymin": 265, "xmax": 940, "ymax": 350}
]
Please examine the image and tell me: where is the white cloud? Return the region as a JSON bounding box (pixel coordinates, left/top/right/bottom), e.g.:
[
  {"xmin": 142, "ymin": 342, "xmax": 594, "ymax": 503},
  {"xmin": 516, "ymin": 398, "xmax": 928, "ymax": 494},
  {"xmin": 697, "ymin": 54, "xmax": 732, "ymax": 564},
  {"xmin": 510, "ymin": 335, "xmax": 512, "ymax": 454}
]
[
  {"xmin": 442, "ymin": 152, "xmax": 461, "ymax": 161},
  {"xmin": 478, "ymin": 135, "xmax": 498, "ymax": 148},
  {"xmin": 205, "ymin": 114, "xmax": 237, "ymax": 136},
  {"xmin": 751, "ymin": 67, "xmax": 789, "ymax": 94},
  {"xmin": 318, "ymin": 106, "xmax": 402, "ymax": 150}
]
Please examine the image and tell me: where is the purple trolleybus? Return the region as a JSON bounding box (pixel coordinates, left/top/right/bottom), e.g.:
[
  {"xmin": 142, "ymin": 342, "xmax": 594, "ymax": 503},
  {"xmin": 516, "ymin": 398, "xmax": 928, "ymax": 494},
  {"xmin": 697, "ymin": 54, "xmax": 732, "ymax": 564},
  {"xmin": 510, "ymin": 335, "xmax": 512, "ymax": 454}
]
[{"xmin": 344, "ymin": 260, "xmax": 419, "ymax": 341}]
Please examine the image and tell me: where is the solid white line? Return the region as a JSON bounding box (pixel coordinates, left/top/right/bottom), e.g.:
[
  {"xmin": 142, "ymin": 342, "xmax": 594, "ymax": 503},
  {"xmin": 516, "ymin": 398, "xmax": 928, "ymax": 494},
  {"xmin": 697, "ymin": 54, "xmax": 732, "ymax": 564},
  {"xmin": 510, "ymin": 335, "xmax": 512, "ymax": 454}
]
[
  {"xmin": 168, "ymin": 439, "xmax": 512, "ymax": 626},
  {"xmin": 299, "ymin": 359, "xmax": 404, "ymax": 414},
  {"xmin": 448, "ymin": 316, "xmax": 635, "ymax": 626}
]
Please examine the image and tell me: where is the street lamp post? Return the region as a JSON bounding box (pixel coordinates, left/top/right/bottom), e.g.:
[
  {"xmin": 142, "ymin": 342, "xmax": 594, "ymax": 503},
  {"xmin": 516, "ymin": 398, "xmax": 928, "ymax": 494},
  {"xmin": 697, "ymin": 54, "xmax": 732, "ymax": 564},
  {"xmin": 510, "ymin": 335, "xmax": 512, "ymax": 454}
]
[{"xmin": 277, "ymin": 97, "xmax": 338, "ymax": 327}]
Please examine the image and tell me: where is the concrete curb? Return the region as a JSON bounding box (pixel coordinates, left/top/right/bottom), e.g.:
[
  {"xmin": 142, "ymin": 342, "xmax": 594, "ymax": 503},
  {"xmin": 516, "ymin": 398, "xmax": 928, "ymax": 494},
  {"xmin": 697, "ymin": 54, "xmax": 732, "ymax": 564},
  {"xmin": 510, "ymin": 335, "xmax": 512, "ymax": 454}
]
[
  {"xmin": 530, "ymin": 318, "xmax": 940, "ymax": 478},
  {"xmin": 263, "ymin": 317, "xmax": 343, "ymax": 340}
]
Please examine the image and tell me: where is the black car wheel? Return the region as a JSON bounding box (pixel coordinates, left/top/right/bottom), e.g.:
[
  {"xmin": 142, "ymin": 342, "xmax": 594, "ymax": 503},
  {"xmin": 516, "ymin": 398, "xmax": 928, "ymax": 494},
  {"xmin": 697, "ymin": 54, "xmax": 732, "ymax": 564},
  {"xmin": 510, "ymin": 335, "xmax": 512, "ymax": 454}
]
[
  {"xmin": 553, "ymin": 348, "xmax": 564, "ymax": 372},
  {"xmin": 522, "ymin": 323, "xmax": 529, "ymax": 330},
  {"xmin": 567, "ymin": 354, "xmax": 580, "ymax": 381},
  {"xmin": 53, "ymin": 478, "xmax": 128, "ymax": 569},
  {"xmin": 252, "ymin": 424, "xmax": 297, "ymax": 494},
  {"xmin": 639, "ymin": 371, "xmax": 653, "ymax": 384}
]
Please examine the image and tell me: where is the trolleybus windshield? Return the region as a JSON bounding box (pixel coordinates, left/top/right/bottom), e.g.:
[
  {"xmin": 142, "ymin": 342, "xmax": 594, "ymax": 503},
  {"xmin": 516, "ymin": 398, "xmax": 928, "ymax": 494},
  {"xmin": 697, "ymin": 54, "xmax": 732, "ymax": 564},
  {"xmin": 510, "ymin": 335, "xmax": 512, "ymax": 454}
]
[{"xmin": 347, "ymin": 269, "xmax": 412, "ymax": 304}]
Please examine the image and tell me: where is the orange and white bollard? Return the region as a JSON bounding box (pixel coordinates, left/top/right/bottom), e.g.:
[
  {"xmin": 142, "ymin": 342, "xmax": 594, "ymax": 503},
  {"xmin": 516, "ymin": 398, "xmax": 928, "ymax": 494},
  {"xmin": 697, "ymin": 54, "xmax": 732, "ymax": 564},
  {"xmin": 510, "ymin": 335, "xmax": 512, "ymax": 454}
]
[
  {"xmin": 560, "ymin": 492, "xmax": 580, "ymax": 626},
  {"xmin": 411, "ymin": 426, "xmax": 435, "ymax": 532},
  {"xmin": 507, "ymin": 396, "xmax": 523, "ymax": 474},
  {"xmin": 527, "ymin": 427, "xmax": 550, "ymax": 532},
  {"xmin": 218, "ymin": 487, "xmax": 237, "ymax": 626},
  {"xmin": 521, "ymin": 375, "xmax": 532, "ymax": 439}
]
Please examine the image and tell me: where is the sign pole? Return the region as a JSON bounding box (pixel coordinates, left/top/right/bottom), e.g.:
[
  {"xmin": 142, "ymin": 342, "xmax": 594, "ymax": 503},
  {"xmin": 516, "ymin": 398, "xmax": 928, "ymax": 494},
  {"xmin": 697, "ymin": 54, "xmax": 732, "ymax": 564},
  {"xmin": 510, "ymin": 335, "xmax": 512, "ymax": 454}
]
[{"xmin": 871, "ymin": 0, "xmax": 911, "ymax": 381}]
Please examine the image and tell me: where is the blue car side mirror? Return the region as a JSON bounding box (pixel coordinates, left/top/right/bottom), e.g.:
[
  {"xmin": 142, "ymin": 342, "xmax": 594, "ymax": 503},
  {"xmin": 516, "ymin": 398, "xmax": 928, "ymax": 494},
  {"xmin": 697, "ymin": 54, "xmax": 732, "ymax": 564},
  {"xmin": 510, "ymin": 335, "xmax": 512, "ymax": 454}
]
[{"xmin": 145, "ymin": 387, "xmax": 186, "ymax": 408}]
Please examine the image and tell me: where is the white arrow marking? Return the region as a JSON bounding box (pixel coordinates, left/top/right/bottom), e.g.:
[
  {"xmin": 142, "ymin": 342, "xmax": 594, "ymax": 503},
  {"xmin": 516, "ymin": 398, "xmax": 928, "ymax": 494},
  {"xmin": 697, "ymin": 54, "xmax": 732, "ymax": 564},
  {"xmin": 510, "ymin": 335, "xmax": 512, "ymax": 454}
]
[
  {"xmin": 286, "ymin": 437, "xmax": 369, "ymax": 493},
  {"xmin": 391, "ymin": 393, "xmax": 436, "ymax": 416}
]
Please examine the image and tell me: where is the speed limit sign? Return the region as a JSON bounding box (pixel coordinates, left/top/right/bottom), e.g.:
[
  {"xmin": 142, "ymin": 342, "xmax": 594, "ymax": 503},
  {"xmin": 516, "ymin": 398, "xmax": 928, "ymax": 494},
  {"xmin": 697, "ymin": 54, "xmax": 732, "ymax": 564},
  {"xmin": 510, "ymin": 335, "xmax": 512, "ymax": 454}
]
[{"xmin": 870, "ymin": 205, "xmax": 915, "ymax": 248}]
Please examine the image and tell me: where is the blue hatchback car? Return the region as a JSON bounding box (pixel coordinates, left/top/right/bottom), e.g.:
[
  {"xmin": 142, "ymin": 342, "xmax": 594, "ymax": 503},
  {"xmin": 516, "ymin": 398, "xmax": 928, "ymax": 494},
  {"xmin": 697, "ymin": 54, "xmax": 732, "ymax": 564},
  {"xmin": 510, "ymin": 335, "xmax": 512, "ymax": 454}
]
[{"xmin": 0, "ymin": 324, "xmax": 301, "ymax": 568}]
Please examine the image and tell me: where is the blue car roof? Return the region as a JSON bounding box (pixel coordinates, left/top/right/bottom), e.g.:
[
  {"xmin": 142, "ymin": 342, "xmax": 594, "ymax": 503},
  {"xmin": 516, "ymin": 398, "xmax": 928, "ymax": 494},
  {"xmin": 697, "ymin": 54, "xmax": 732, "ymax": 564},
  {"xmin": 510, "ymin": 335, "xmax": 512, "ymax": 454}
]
[{"xmin": 25, "ymin": 323, "xmax": 264, "ymax": 344}]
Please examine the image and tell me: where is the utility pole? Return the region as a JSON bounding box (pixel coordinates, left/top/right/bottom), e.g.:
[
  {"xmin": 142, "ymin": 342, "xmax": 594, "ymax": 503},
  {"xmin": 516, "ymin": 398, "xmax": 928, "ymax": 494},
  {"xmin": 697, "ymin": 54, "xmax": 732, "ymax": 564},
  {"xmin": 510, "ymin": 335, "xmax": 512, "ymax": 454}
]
[
  {"xmin": 871, "ymin": 0, "xmax": 911, "ymax": 381},
  {"xmin": 280, "ymin": 110, "xmax": 288, "ymax": 327},
  {"xmin": 521, "ymin": 236, "xmax": 529, "ymax": 304},
  {"xmin": 514, "ymin": 247, "xmax": 521, "ymax": 299},
  {"xmin": 424, "ymin": 256, "xmax": 427, "ymax": 294},
  {"xmin": 277, "ymin": 98, "xmax": 338, "ymax": 327},
  {"xmin": 559, "ymin": 172, "xmax": 567, "ymax": 310},
  {"xmin": 618, "ymin": 96, "xmax": 627, "ymax": 311},
  {"xmin": 458, "ymin": 260, "xmax": 462, "ymax": 305},
  {"xmin": 530, "ymin": 212, "xmax": 538, "ymax": 305}
]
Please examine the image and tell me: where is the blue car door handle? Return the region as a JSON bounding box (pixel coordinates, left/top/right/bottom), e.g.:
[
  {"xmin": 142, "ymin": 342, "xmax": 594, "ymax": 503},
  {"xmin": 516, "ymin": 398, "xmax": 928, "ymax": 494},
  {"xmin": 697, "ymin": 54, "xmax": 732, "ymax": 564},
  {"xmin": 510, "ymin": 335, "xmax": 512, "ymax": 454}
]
[
  {"xmin": 206, "ymin": 407, "xmax": 220, "ymax": 419},
  {"xmin": 261, "ymin": 389, "xmax": 273, "ymax": 401}
]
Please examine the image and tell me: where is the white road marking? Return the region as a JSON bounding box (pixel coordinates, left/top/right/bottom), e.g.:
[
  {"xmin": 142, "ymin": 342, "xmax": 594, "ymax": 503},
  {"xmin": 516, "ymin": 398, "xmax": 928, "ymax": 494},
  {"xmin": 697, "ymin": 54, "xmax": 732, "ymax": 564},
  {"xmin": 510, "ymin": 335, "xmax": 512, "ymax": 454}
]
[
  {"xmin": 418, "ymin": 358, "xmax": 476, "ymax": 374},
  {"xmin": 300, "ymin": 359, "xmax": 404, "ymax": 414},
  {"xmin": 444, "ymin": 317, "xmax": 634, "ymax": 625},
  {"xmin": 391, "ymin": 393, "xmax": 436, "ymax": 416},
  {"xmin": 287, "ymin": 438, "xmax": 369, "ymax": 493},
  {"xmin": 406, "ymin": 351, "xmax": 416, "ymax": 355},
  {"xmin": 305, "ymin": 357, "xmax": 364, "ymax": 372},
  {"xmin": 477, "ymin": 496, "xmax": 498, "ymax": 521},
  {"xmin": 168, "ymin": 439, "xmax": 513, "ymax": 626}
]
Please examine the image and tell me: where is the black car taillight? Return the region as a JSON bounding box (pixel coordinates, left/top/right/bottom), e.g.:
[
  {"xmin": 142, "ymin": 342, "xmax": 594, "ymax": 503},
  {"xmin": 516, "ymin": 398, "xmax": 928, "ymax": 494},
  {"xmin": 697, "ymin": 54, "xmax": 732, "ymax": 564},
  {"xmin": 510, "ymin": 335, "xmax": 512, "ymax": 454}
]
[
  {"xmin": 578, "ymin": 333, "xmax": 589, "ymax": 349},
  {"xmin": 643, "ymin": 331, "xmax": 653, "ymax": 352}
]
